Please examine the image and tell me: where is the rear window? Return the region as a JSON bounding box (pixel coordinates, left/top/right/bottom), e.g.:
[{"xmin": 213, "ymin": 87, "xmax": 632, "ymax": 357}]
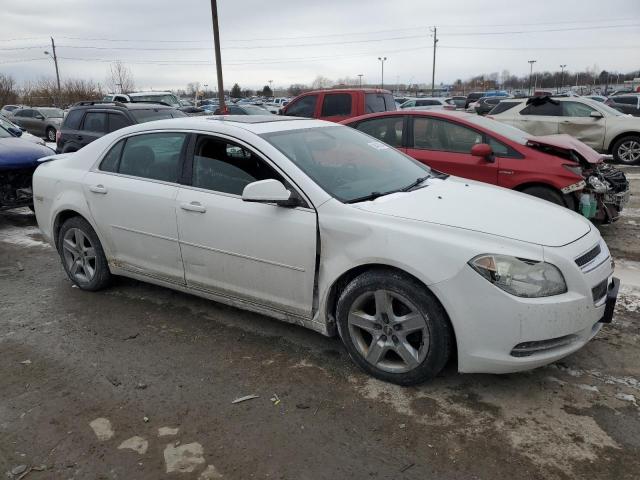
[
  {"xmin": 130, "ymin": 109, "xmax": 186, "ymax": 123},
  {"xmin": 614, "ymin": 96, "xmax": 638, "ymax": 105},
  {"xmin": 63, "ymin": 109, "xmax": 84, "ymax": 129},
  {"xmin": 489, "ymin": 102, "xmax": 520, "ymax": 115},
  {"xmin": 365, "ymin": 93, "xmax": 396, "ymax": 113},
  {"xmin": 321, "ymin": 94, "xmax": 352, "ymax": 116}
]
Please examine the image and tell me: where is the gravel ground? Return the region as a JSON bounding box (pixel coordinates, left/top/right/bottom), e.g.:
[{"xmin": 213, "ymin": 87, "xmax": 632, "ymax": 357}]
[{"xmin": 1, "ymin": 170, "xmax": 639, "ymax": 479}]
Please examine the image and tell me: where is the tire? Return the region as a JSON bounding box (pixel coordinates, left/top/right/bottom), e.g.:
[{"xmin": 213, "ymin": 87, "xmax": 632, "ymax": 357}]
[
  {"xmin": 521, "ymin": 186, "xmax": 565, "ymax": 207},
  {"xmin": 57, "ymin": 216, "xmax": 111, "ymax": 291},
  {"xmin": 612, "ymin": 135, "xmax": 640, "ymax": 165},
  {"xmin": 46, "ymin": 127, "xmax": 56, "ymax": 143},
  {"xmin": 336, "ymin": 269, "xmax": 452, "ymax": 386}
]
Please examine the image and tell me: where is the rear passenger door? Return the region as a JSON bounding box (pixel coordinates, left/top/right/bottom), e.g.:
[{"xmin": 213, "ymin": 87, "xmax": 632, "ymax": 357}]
[
  {"xmin": 83, "ymin": 131, "xmax": 188, "ymax": 284},
  {"xmin": 319, "ymin": 93, "xmax": 353, "ymax": 122},
  {"xmin": 514, "ymin": 101, "xmax": 562, "ymax": 136}
]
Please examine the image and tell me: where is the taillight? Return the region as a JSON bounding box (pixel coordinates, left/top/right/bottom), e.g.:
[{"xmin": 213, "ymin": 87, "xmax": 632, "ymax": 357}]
[
  {"xmin": 604, "ymin": 99, "xmax": 613, "ymax": 106},
  {"xmin": 55, "ymin": 129, "xmax": 61, "ymax": 143}
]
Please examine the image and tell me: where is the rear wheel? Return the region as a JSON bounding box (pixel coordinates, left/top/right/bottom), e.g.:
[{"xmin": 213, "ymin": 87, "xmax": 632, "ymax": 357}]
[
  {"xmin": 521, "ymin": 186, "xmax": 565, "ymax": 207},
  {"xmin": 57, "ymin": 216, "xmax": 111, "ymax": 291},
  {"xmin": 336, "ymin": 269, "xmax": 452, "ymax": 385},
  {"xmin": 46, "ymin": 127, "xmax": 56, "ymax": 142},
  {"xmin": 612, "ymin": 135, "xmax": 640, "ymax": 165}
]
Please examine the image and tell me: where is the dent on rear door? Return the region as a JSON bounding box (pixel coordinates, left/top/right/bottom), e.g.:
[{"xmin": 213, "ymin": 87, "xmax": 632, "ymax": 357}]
[{"xmin": 560, "ymin": 119, "xmax": 604, "ymax": 150}]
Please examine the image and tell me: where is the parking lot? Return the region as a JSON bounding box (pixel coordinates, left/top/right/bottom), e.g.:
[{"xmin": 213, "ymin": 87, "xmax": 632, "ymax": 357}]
[{"xmin": 0, "ymin": 166, "xmax": 638, "ymax": 479}]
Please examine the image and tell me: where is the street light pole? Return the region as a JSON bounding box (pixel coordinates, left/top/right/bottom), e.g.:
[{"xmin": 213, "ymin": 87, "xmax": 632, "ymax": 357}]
[
  {"xmin": 430, "ymin": 26, "xmax": 438, "ymax": 96},
  {"xmin": 559, "ymin": 64, "xmax": 566, "ymax": 93},
  {"xmin": 377, "ymin": 57, "xmax": 387, "ymax": 89},
  {"xmin": 527, "ymin": 60, "xmax": 537, "ymax": 96},
  {"xmin": 209, "ymin": 0, "xmax": 226, "ymax": 113},
  {"xmin": 357, "ymin": 74, "xmax": 363, "ymax": 87}
]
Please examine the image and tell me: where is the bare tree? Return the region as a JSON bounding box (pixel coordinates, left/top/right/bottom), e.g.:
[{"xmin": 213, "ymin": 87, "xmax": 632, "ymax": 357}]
[
  {"xmin": 311, "ymin": 75, "xmax": 333, "ymax": 89},
  {"xmin": 106, "ymin": 61, "xmax": 135, "ymax": 93},
  {"xmin": 0, "ymin": 74, "xmax": 18, "ymax": 106}
]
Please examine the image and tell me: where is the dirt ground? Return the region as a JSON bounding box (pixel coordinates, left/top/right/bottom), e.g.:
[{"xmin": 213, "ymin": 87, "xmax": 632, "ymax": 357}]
[{"xmin": 1, "ymin": 170, "xmax": 640, "ymax": 480}]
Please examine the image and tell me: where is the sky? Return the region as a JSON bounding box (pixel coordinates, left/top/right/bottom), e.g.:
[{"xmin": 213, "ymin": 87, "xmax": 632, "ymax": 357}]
[{"xmin": 1, "ymin": 0, "xmax": 639, "ymax": 92}]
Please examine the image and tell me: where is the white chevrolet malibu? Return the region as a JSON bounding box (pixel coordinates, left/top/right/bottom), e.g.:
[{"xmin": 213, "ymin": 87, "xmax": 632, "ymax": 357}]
[{"xmin": 33, "ymin": 115, "xmax": 619, "ymax": 385}]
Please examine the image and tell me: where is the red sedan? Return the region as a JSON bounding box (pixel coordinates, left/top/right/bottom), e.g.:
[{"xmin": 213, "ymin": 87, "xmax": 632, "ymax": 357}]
[{"xmin": 341, "ymin": 110, "xmax": 628, "ymax": 223}]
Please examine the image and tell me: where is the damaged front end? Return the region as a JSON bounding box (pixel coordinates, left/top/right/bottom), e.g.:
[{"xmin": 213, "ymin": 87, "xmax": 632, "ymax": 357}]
[
  {"xmin": 0, "ymin": 167, "xmax": 35, "ymax": 211},
  {"xmin": 527, "ymin": 135, "xmax": 630, "ymax": 224}
]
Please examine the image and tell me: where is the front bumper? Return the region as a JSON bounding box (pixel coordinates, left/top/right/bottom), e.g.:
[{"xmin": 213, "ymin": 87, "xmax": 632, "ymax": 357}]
[{"xmin": 430, "ymin": 232, "xmax": 616, "ymax": 374}]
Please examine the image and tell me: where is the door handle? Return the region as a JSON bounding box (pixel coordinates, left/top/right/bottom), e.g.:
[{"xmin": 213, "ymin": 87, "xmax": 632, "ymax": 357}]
[
  {"xmin": 89, "ymin": 184, "xmax": 107, "ymax": 194},
  {"xmin": 180, "ymin": 201, "xmax": 206, "ymax": 213}
]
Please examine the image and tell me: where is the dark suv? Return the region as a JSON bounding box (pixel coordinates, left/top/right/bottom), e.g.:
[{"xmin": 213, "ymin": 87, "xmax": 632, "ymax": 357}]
[{"xmin": 56, "ymin": 101, "xmax": 186, "ymax": 153}]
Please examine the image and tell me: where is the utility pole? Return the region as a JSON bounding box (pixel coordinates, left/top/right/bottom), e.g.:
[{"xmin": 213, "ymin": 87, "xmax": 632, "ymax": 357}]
[
  {"xmin": 430, "ymin": 27, "xmax": 438, "ymax": 96},
  {"xmin": 357, "ymin": 74, "xmax": 363, "ymax": 87},
  {"xmin": 44, "ymin": 37, "xmax": 61, "ymax": 105},
  {"xmin": 527, "ymin": 60, "xmax": 536, "ymax": 96},
  {"xmin": 209, "ymin": 0, "xmax": 226, "ymax": 113},
  {"xmin": 269, "ymin": 79, "xmax": 273, "ymax": 96},
  {"xmin": 559, "ymin": 64, "xmax": 566, "ymax": 93},
  {"xmin": 378, "ymin": 57, "xmax": 387, "ymax": 89}
]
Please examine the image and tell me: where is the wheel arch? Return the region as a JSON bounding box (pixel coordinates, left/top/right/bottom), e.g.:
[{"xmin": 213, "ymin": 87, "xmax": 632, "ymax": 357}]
[
  {"xmin": 607, "ymin": 131, "xmax": 640, "ymax": 153},
  {"xmin": 52, "ymin": 209, "xmax": 85, "ymax": 250},
  {"xmin": 513, "ymin": 181, "xmax": 575, "ymax": 209},
  {"xmin": 324, "ymin": 263, "xmax": 458, "ymax": 360}
]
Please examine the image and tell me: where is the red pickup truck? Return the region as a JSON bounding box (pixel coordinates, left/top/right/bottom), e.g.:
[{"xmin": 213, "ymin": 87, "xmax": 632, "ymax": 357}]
[{"xmin": 280, "ymin": 88, "xmax": 397, "ymax": 122}]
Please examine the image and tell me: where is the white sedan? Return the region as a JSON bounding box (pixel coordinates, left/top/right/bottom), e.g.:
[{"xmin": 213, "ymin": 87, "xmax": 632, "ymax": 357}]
[{"xmin": 33, "ymin": 115, "xmax": 618, "ymax": 385}]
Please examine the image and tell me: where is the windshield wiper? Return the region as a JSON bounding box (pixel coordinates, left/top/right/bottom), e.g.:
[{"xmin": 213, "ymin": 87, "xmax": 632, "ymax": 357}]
[
  {"xmin": 400, "ymin": 174, "xmax": 430, "ymax": 192},
  {"xmin": 345, "ymin": 191, "xmax": 388, "ymax": 204}
]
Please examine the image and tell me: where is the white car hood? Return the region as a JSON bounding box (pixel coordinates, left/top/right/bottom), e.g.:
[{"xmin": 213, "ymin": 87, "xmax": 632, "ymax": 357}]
[{"xmin": 353, "ymin": 177, "xmax": 591, "ymax": 247}]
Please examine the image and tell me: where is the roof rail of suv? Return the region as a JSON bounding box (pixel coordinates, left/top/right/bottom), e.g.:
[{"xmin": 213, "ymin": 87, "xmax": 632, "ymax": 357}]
[{"xmin": 73, "ymin": 100, "xmax": 129, "ymax": 107}]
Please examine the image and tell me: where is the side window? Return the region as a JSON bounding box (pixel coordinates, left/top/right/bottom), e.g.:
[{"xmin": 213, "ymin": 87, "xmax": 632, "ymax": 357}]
[
  {"xmin": 286, "ymin": 95, "xmax": 317, "ymax": 117},
  {"xmin": 356, "ymin": 117, "xmax": 404, "ymax": 148},
  {"xmin": 63, "ymin": 110, "xmax": 84, "ymax": 129},
  {"xmin": 119, "ymin": 132, "xmax": 187, "ymax": 182},
  {"xmin": 321, "ymin": 94, "xmax": 352, "ymax": 116},
  {"xmin": 413, "ymin": 117, "xmax": 482, "ymax": 153},
  {"xmin": 99, "ymin": 140, "xmax": 125, "ymax": 172},
  {"xmin": 83, "ymin": 112, "xmax": 108, "ymax": 133},
  {"xmin": 562, "ymin": 102, "xmax": 595, "ymax": 117},
  {"xmin": 520, "ymin": 102, "xmax": 562, "ymax": 116},
  {"xmin": 15, "ymin": 109, "xmax": 32, "ymax": 118},
  {"xmin": 108, "ymin": 113, "xmax": 129, "ymax": 132},
  {"xmin": 614, "ymin": 97, "xmax": 636, "ymax": 105},
  {"xmin": 365, "ymin": 94, "xmax": 386, "ymax": 113},
  {"xmin": 486, "ymin": 136, "xmax": 519, "ymax": 158},
  {"xmin": 191, "ymin": 136, "xmax": 284, "ymax": 195}
]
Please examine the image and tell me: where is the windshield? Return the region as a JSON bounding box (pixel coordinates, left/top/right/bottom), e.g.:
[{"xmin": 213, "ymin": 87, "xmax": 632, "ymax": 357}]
[
  {"xmin": 131, "ymin": 94, "xmax": 180, "ymax": 107},
  {"xmin": 39, "ymin": 108, "xmax": 64, "ymax": 118},
  {"xmin": 130, "ymin": 109, "xmax": 187, "ymax": 123},
  {"xmin": 242, "ymin": 105, "xmax": 270, "ymax": 115},
  {"xmin": 0, "ymin": 126, "xmax": 13, "ymax": 138},
  {"xmin": 593, "ymin": 101, "xmax": 625, "ymax": 117},
  {"xmin": 0, "ymin": 116, "xmax": 17, "ymax": 130},
  {"xmin": 262, "ymin": 125, "xmax": 430, "ymax": 203},
  {"xmin": 465, "ymin": 115, "xmax": 530, "ymax": 144}
]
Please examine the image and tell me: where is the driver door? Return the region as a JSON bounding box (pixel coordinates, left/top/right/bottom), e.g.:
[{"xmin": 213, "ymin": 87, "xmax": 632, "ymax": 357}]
[
  {"xmin": 559, "ymin": 101, "xmax": 605, "ymax": 150},
  {"xmin": 176, "ymin": 134, "xmax": 317, "ymax": 318}
]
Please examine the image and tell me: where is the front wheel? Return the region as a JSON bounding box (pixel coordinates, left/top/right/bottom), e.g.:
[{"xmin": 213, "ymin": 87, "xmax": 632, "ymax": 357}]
[
  {"xmin": 336, "ymin": 269, "xmax": 452, "ymax": 385},
  {"xmin": 46, "ymin": 127, "xmax": 56, "ymax": 143},
  {"xmin": 521, "ymin": 186, "xmax": 565, "ymax": 207},
  {"xmin": 612, "ymin": 135, "xmax": 640, "ymax": 165},
  {"xmin": 57, "ymin": 216, "xmax": 111, "ymax": 291}
]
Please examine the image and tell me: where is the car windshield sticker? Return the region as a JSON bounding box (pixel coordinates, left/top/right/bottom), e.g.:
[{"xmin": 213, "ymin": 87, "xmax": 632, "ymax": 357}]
[{"xmin": 368, "ymin": 141, "xmax": 389, "ymax": 150}]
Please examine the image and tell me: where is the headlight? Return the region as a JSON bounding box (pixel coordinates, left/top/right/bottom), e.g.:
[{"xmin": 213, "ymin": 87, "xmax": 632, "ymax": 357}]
[{"xmin": 469, "ymin": 254, "xmax": 567, "ymax": 298}]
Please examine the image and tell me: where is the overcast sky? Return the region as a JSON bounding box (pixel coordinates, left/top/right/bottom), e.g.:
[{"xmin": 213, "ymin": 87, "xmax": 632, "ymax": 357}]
[{"xmin": 2, "ymin": 0, "xmax": 639, "ymax": 92}]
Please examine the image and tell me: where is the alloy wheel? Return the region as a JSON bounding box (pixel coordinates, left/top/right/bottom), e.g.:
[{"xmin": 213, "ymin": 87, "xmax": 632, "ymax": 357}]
[
  {"xmin": 47, "ymin": 129, "xmax": 56, "ymax": 142},
  {"xmin": 618, "ymin": 140, "xmax": 640, "ymax": 164},
  {"xmin": 347, "ymin": 289, "xmax": 430, "ymax": 373},
  {"xmin": 62, "ymin": 227, "xmax": 97, "ymax": 283}
]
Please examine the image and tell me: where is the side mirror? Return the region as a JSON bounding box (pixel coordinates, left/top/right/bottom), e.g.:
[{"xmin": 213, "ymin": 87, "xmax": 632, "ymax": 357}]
[
  {"xmin": 7, "ymin": 126, "xmax": 22, "ymax": 137},
  {"xmin": 471, "ymin": 143, "xmax": 495, "ymax": 162},
  {"xmin": 590, "ymin": 111, "xmax": 603, "ymax": 119},
  {"xmin": 242, "ymin": 179, "xmax": 299, "ymax": 207},
  {"xmin": 35, "ymin": 115, "xmax": 44, "ymax": 120}
]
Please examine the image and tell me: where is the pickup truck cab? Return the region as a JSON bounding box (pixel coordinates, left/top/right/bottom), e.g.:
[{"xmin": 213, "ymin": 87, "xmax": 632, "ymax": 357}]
[{"xmin": 281, "ymin": 88, "xmax": 396, "ymax": 122}]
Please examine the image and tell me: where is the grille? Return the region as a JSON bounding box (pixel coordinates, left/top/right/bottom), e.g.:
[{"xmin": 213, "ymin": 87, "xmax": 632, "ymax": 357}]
[
  {"xmin": 575, "ymin": 244, "xmax": 601, "ymax": 268},
  {"xmin": 592, "ymin": 278, "xmax": 608, "ymax": 303}
]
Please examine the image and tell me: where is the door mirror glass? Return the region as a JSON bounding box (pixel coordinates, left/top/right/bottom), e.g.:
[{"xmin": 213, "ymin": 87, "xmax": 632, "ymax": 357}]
[
  {"xmin": 589, "ymin": 110, "xmax": 603, "ymax": 119},
  {"xmin": 471, "ymin": 143, "xmax": 494, "ymax": 161},
  {"xmin": 242, "ymin": 179, "xmax": 296, "ymax": 206},
  {"xmin": 7, "ymin": 126, "xmax": 22, "ymax": 137},
  {"xmin": 35, "ymin": 114, "xmax": 45, "ymax": 120}
]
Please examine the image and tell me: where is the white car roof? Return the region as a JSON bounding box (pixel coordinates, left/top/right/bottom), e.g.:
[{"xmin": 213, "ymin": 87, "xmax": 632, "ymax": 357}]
[
  {"xmin": 124, "ymin": 115, "xmax": 334, "ymax": 135},
  {"xmin": 128, "ymin": 91, "xmax": 174, "ymax": 97}
]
